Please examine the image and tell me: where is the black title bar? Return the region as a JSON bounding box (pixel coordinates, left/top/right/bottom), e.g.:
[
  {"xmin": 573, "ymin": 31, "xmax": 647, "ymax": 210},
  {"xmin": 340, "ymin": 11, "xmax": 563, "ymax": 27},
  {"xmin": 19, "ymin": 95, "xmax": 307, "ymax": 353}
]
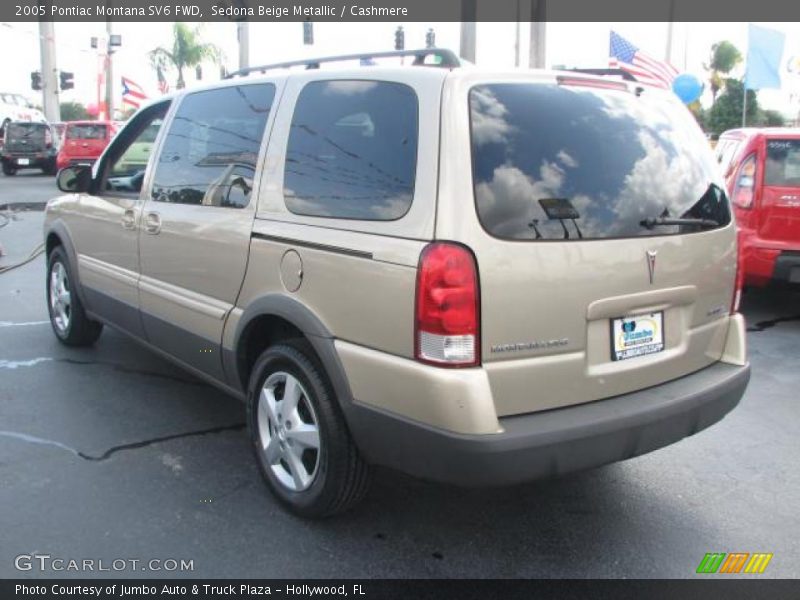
[{"xmin": 6, "ymin": 0, "xmax": 800, "ymax": 22}]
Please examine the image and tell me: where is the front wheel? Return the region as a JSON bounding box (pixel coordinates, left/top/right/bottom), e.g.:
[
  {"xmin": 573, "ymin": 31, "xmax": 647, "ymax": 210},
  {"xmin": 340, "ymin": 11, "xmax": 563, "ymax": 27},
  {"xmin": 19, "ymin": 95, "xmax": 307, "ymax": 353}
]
[
  {"xmin": 247, "ymin": 343, "xmax": 371, "ymax": 518},
  {"xmin": 47, "ymin": 247, "xmax": 103, "ymax": 346}
]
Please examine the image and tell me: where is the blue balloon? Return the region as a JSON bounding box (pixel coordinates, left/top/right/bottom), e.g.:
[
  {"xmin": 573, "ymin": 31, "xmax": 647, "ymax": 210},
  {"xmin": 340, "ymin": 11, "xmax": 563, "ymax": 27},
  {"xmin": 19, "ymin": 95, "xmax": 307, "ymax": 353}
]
[{"xmin": 672, "ymin": 73, "xmax": 703, "ymax": 104}]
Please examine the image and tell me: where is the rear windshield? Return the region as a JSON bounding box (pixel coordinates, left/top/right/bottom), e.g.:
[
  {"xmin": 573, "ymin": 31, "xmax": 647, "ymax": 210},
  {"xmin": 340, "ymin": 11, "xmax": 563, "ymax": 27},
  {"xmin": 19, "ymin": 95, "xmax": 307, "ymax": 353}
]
[
  {"xmin": 67, "ymin": 124, "xmax": 107, "ymax": 140},
  {"xmin": 765, "ymin": 139, "xmax": 800, "ymax": 187},
  {"xmin": 469, "ymin": 83, "xmax": 731, "ymax": 240},
  {"xmin": 6, "ymin": 123, "xmax": 47, "ymax": 140}
]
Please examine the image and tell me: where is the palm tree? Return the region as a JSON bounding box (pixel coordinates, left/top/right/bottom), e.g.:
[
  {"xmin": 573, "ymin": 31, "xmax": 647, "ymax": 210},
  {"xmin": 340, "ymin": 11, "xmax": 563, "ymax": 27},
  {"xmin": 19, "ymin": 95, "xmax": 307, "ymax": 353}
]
[
  {"xmin": 704, "ymin": 41, "xmax": 743, "ymax": 104},
  {"xmin": 149, "ymin": 23, "xmax": 221, "ymax": 90}
]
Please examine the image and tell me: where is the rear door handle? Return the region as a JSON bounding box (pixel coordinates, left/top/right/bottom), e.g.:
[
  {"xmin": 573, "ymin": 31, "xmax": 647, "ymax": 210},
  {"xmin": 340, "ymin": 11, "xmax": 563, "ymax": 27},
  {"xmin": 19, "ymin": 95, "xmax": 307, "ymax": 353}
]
[
  {"xmin": 144, "ymin": 212, "xmax": 161, "ymax": 235},
  {"xmin": 121, "ymin": 209, "xmax": 136, "ymax": 230}
]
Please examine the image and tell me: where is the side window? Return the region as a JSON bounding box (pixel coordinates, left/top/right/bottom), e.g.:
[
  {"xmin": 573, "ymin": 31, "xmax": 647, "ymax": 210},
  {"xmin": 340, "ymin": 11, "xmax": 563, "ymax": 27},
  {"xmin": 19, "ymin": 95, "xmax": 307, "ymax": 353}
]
[
  {"xmin": 103, "ymin": 102, "xmax": 169, "ymax": 195},
  {"xmin": 283, "ymin": 80, "xmax": 418, "ymax": 220},
  {"xmin": 150, "ymin": 84, "xmax": 275, "ymax": 209}
]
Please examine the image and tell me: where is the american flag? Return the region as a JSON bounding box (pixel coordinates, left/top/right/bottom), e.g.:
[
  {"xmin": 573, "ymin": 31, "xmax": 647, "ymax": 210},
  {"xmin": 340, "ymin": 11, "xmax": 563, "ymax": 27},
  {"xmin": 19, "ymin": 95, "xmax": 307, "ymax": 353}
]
[
  {"xmin": 156, "ymin": 66, "xmax": 170, "ymax": 94},
  {"xmin": 609, "ymin": 31, "xmax": 679, "ymax": 89},
  {"xmin": 121, "ymin": 77, "xmax": 147, "ymax": 109}
]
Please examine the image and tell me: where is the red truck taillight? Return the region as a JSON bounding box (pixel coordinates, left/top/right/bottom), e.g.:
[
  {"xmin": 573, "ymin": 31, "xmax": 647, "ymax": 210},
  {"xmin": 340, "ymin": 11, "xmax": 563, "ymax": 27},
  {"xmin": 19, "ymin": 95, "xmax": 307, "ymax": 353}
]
[{"xmin": 415, "ymin": 242, "xmax": 480, "ymax": 367}]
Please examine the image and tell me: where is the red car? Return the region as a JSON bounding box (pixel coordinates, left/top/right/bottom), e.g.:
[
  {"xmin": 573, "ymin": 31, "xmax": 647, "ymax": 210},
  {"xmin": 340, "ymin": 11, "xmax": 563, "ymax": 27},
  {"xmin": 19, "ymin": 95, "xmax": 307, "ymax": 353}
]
[
  {"xmin": 717, "ymin": 128, "xmax": 800, "ymax": 287},
  {"xmin": 56, "ymin": 120, "xmax": 116, "ymax": 171}
]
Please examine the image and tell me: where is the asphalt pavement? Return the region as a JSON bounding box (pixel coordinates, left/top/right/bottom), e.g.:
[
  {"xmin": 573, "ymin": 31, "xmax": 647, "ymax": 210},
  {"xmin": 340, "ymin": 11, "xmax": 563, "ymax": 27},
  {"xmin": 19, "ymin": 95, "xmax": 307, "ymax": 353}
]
[{"xmin": 1, "ymin": 171, "xmax": 799, "ymax": 578}]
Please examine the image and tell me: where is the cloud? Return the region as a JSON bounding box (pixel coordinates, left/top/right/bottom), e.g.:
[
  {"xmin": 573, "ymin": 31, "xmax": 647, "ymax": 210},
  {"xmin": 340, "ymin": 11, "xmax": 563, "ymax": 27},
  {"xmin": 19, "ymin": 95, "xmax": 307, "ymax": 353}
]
[{"xmin": 470, "ymin": 87, "xmax": 513, "ymax": 146}]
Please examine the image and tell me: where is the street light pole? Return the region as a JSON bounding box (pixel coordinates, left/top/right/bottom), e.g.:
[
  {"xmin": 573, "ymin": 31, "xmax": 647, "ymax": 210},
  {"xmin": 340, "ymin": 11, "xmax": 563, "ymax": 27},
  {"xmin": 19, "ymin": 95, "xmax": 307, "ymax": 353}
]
[
  {"xmin": 459, "ymin": 0, "xmax": 476, "ymax": 63},
  {"xmin": 238, "ymin": 21, "xmax": 250, "ymax": 71},
  {"xmin": 529, "ymin": 0, "xmax": 546, "ymax": 68},
  {"xmin": 104, "ymin": 20, "xmax": 114, "ymax": 120}
]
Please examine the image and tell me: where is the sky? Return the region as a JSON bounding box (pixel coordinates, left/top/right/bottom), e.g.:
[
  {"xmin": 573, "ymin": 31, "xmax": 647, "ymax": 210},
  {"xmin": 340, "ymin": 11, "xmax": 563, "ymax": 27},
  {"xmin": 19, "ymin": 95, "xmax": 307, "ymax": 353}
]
[{"xmin": 1, "ymin": 20, "xmax": 799, "ymax": 118}]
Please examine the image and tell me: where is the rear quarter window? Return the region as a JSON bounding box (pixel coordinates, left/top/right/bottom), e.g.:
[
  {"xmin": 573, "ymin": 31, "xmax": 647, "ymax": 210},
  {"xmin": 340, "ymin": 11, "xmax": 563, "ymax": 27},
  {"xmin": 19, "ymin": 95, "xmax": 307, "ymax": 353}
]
[
  {"xmin": 765, "ymin": 139, "xmax": 800, "ymax": 187},
  {"xmin": 283, "ymin": 80, "xmax": 418, "ymax": 221},
  {"xmin": 469, "ymin": 83, "xmax": 731, "ymax": 240}
]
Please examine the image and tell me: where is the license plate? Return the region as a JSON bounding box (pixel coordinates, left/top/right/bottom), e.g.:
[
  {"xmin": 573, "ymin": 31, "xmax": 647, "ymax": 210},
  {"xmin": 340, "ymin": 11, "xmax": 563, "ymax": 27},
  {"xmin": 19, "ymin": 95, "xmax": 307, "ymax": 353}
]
[
  {"xmin": 17, "ymin": 158, "xmax": 30, "ymax": 165},
  {"xmin": 611, "ymin": 312, "xmax": 664, "ymax": 361}
]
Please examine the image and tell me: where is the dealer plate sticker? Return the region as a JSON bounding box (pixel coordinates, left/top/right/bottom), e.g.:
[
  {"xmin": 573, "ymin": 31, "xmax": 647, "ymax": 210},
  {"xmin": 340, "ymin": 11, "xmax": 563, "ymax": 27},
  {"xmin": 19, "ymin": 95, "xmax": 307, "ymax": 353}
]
[{"xmin": 611, "ymin": 312, "xmax": 664, "ymax": 361}]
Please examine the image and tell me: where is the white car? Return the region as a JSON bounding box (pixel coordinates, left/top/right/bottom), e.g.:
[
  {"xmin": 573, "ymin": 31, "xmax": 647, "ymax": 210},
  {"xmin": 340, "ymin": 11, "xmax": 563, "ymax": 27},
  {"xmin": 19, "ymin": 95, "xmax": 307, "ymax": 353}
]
[{"xmin": 0, "ymin": 92, "xmax": 46, "ymax": 132}]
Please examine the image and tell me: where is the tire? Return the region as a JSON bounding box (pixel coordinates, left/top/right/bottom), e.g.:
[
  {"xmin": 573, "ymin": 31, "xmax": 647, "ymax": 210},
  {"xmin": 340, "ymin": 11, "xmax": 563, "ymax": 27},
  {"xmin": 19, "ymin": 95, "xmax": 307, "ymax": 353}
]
[
  {"xmin": 247, "ymin": 342, "xmax": 371, "ymax": 518},
  {"xmin": 44, "ymin": 159, "xmax": 57, "ymax": 176},
  {"xmin": 2, "ymin": 161, "xmax": 16, "ymax": 176},
  {"xmin": 46, "ymin": 246, "xmax": 103, "ymax": 346}
]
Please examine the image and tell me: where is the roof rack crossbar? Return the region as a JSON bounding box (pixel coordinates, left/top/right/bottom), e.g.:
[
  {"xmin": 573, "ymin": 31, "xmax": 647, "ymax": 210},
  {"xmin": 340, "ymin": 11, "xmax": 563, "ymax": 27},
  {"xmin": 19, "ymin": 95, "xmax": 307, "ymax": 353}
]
[{"xmin": 225, "ymin": 48, "xmax": 461, "ymax": 79}]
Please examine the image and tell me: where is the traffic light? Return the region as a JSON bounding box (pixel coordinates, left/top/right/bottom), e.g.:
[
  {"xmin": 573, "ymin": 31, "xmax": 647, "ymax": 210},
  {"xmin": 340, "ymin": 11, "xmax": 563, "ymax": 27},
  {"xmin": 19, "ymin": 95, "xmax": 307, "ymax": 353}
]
[
  {"xmin": 394, "ymin": 26, "xmax": 404, "ymax": 51},
  {"xmin": 195, "ymin": 65, "xmax": 202, "ymax": 80},
  {"xmin": 31, "ymin": 71, "xmax": 42, "ymax": 91},
  {"xmin": 426, "ymin": 28, "xmax": 435, "ymax": 48},
  {"xmin": 303, "ymin": 21, "xmax": 313, "ymax": 45},
  {"xmin": 59, "ymin": 71, "xmax": 74, "ymax": 91}
]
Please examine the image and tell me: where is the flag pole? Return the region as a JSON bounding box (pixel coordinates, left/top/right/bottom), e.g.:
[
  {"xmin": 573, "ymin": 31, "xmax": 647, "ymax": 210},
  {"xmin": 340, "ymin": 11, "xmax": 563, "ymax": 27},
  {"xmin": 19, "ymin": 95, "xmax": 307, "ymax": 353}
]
[{"xmin": 742, "ymin": 84, "xmax": 748, "ymax": 127}]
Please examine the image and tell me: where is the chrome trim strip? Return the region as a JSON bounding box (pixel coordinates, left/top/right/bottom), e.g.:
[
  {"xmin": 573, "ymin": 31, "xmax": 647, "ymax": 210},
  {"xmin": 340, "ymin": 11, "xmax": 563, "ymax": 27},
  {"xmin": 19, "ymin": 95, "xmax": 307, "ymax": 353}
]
[
  {"xmin": 78, "ymin": 254, "xmax": 138, "ymax": 287},
  {"xmin": 138, "ymin": 275, "xmax": 230, "ymax": 320},
  {"xmin": 251, "ymin": 232, "xmax": 374, "ymax": 260}
]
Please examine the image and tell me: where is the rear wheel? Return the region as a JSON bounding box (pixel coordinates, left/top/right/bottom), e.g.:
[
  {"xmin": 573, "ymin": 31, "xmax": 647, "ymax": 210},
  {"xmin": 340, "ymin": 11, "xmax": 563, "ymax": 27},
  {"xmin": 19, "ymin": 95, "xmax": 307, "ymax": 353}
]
[
  {"xmin": 47, "ymin": 247, "xmax": 103, "ymax": 346},
  {"xmin": 2, "ymin": 161, "xmax": 16, "ymax": 176},
  {"xmin": 247, "ymin": 343, "xmax": 371, "ymax": 518}
]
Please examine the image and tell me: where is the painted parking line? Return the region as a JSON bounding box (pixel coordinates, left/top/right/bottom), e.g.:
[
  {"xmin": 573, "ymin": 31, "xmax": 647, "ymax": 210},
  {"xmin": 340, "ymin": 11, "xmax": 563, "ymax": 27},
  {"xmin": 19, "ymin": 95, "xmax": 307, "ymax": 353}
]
[
  {"xmin": 0, "ymin": 321, "xmax": 49, "ymax": 328},
  {"xmin": 0, "ymin": 357, "xmax": 53, "ymax": 369}
]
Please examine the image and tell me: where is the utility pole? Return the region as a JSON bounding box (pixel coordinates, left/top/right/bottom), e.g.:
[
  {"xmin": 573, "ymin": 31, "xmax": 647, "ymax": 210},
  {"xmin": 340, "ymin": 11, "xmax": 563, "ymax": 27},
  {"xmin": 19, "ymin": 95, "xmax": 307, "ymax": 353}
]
[
  {"xmin": 514, "ymin": 0, "xmax": 521, "ymax": 67},
  {"xmin": 529, "ymin": 0, "xmax": 546, "ymax": 68},
  {"xmin": 38, "ymin": 20, "xmax": 60, "ymax": 122},
  {"xmin": 104, "ymin": 20, "xmax": 114, "ymax": 120},
  {"xmin": 459, "ymin": 0, "xmax": 477, "ymax": 63},
  {"xmin": 665, "ymin": 0, "xmax": 676, "ymax": 64},
  {"xmin": 238, "ymin": 21, "xmax": 250, "ymax": 71}
]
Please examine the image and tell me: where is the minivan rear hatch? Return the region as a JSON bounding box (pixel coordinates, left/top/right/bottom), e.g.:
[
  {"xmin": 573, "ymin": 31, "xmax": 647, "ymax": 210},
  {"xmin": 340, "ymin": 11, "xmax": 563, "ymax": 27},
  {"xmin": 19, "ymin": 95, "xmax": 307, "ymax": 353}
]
[{"xmin": 453, "ymin": 76, "xmax": 737, "ymax": 416}]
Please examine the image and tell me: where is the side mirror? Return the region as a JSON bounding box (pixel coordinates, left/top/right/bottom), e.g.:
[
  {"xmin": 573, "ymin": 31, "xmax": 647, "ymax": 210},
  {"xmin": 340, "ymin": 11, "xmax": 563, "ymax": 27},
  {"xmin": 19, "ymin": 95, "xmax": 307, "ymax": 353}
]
[{"xmin": 56, "ymin": 166, "xmax": 92, "ymax": 194}]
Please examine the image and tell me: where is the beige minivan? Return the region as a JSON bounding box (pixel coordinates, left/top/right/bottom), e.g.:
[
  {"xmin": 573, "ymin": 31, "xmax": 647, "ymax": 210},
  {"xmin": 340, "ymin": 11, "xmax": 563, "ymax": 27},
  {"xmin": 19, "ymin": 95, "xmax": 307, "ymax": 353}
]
[{"xmin": 45, "ymin": 49, "xmax": 750, "ymax": 517}]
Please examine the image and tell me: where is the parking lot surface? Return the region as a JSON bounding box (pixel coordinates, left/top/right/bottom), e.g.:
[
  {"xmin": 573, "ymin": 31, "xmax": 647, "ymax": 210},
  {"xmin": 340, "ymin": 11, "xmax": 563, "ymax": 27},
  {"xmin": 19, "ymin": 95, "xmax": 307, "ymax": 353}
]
[{"xmin": 1, "ymin": 172, "xmax": 799, "ymax": 578}]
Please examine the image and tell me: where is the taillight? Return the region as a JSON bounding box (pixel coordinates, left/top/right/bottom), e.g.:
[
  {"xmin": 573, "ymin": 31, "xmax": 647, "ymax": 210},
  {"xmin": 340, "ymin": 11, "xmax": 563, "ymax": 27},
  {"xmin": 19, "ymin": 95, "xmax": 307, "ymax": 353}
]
[
  {"xmin": 415, "ymin": 242, "xmax": 480, "ymax": 367},
  {"xmin": 44, "ymin": 128, "xmax": 52, "ymax": 148},
  {"xmin": 732, "ymin": 154, "xmax": 756, "ymax": 209}
]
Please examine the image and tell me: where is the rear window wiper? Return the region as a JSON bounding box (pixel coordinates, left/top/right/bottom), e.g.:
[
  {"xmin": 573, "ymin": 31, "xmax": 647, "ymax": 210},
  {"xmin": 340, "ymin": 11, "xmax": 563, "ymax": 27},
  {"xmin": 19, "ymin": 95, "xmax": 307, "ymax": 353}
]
[{"xmin": 640, "ymin": 217, "xmax": 720, "ymax": 230}]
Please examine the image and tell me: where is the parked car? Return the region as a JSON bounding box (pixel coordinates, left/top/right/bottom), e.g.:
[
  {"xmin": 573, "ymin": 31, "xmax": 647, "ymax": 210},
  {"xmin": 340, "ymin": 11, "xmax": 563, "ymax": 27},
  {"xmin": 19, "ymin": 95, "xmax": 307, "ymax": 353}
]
[
  {"xmin": 51, "ymin": 121, "xmax": 67, "ymax": 145},
  {"xmin": 2, "ymin": 121, "xmax": 59, "ymax": 175},
  {"xmin": 0, "ymin": 92, "xmax": 46, "ymax": 133},
  {"xmin": 716, "ymin": 128, "xmax": 800, "ymax": 287},
  {"xmin": 113, "ymin": 121, "xmax": 159, "ymax": 176},
  {"xmin": 56, "ymin": 120, "xmax": 117, "ymax": 171},
  {"xmin": 44, "ymin": 49, "xmax": 750, "ymax": 517}
]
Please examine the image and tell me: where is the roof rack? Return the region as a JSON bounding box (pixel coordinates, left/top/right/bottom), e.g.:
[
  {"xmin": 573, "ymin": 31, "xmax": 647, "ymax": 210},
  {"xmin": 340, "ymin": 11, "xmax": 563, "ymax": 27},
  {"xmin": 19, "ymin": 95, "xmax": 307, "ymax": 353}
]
[
  {"xmin": 225, "ymin": 48, "xmax": 461, "ymax": 79},
  {"xmin": 564, "ymin": 68, "xmax": 639, "ymax": 82}
]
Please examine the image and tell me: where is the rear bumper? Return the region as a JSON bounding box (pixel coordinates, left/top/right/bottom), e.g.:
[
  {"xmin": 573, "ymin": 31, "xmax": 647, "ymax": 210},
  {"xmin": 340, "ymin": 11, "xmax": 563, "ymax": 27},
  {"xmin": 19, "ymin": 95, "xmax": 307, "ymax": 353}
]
[
  {"xmin": 347, "ymin": 361, "xmax": 750, "ymax": 486},
  {"xmin": 2, "ymin": 154, "xmax": 53, "ymax": 168},
  {"xmin": 741, "ymin": 236, "xmax": 800, "ymax": 286},
  {"xmin": 771, "ymin": 251, "xmax": 800, "ymax": 285}
]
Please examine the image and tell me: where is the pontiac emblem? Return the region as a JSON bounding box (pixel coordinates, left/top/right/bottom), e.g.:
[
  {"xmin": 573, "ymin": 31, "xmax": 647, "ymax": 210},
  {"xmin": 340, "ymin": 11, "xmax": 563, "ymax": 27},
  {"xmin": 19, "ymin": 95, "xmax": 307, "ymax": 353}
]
[{"xmin": 646, "ymin": 250, "xmax": 657, "ymax": 284}]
